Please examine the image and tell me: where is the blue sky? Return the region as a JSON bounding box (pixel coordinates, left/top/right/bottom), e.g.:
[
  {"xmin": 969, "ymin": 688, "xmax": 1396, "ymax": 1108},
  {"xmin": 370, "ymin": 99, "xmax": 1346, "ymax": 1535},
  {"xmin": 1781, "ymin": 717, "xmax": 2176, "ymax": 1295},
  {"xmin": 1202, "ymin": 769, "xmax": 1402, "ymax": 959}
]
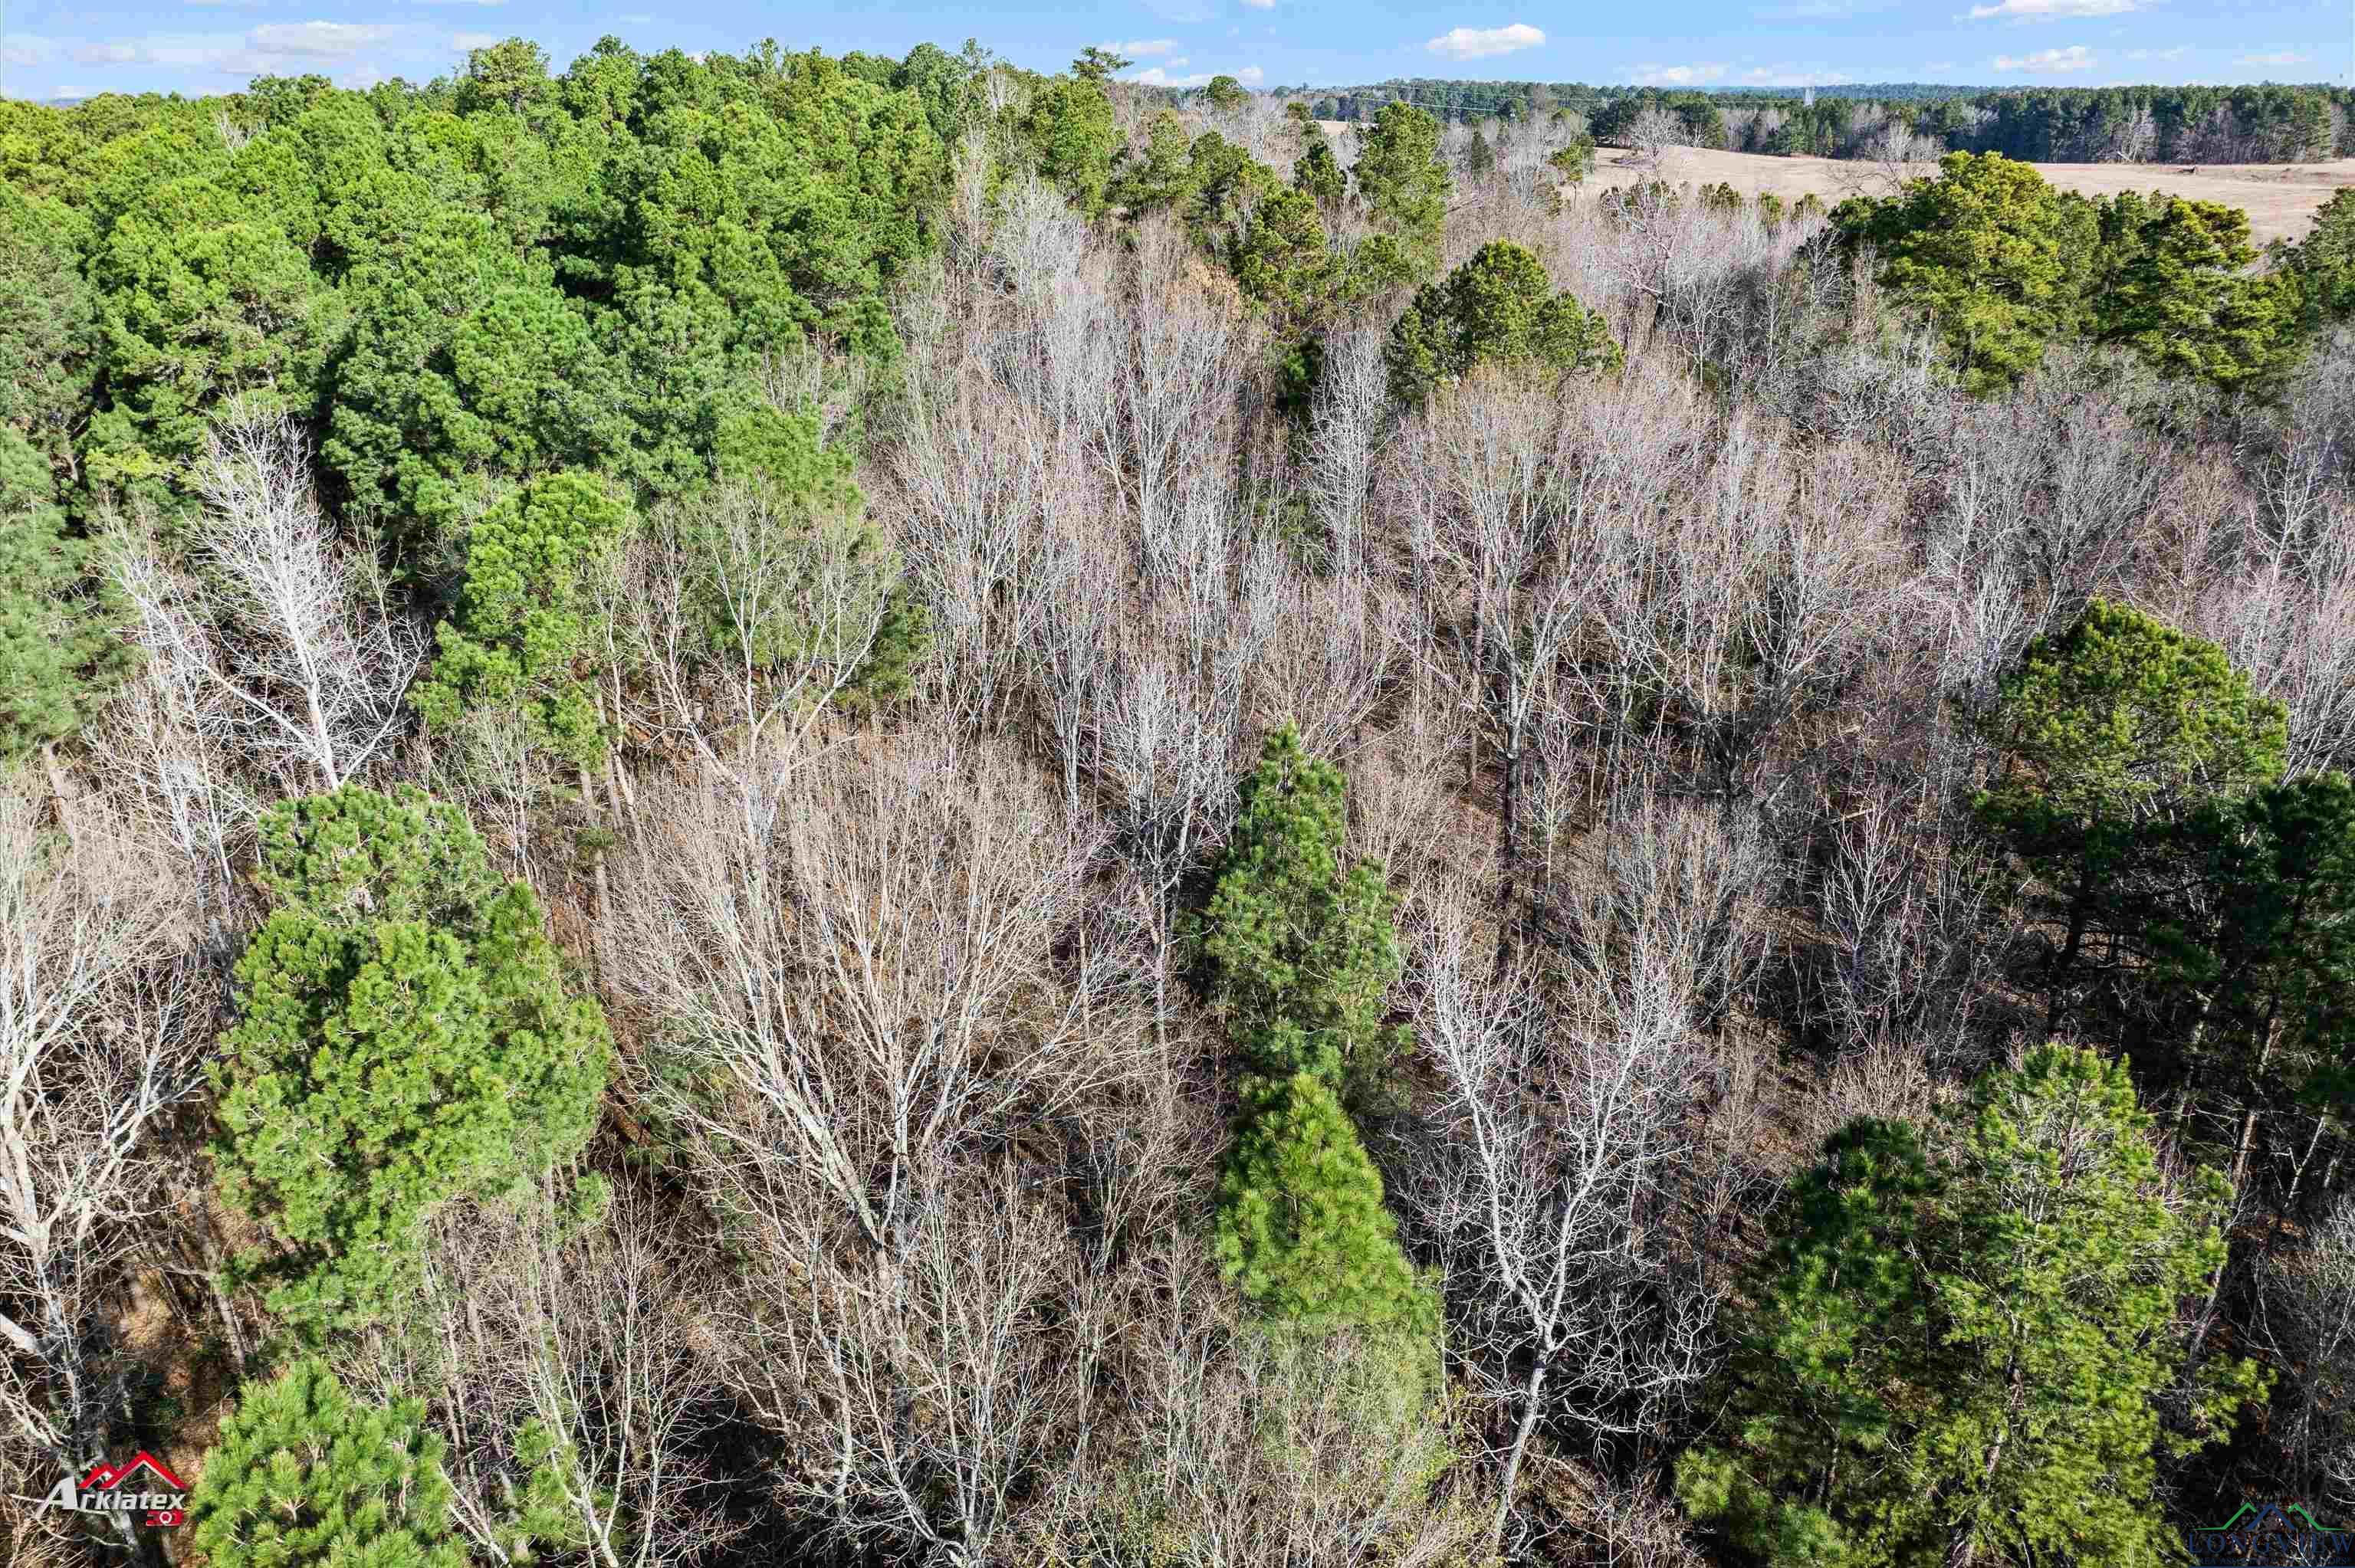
[{"xmin": 2, "ymin": 0, "xmax": 2349, "ymax": 106}]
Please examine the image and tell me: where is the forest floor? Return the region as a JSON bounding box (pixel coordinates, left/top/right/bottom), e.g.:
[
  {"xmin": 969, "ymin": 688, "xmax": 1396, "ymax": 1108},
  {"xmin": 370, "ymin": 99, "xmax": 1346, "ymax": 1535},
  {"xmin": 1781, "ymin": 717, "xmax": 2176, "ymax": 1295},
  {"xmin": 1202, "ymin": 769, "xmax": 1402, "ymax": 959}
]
[{"xmin": 1580, "ymin": 144, "xmax": 2355, "ymax": 245}]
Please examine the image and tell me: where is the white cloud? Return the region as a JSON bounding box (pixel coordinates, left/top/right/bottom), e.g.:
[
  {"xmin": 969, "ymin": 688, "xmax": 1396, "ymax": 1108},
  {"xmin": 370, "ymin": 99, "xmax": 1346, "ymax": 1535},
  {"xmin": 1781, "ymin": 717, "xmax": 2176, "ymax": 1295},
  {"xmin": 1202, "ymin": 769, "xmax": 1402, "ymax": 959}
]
[
  {"xmin": 50, "ymin": 84, "xmax": 98, "ymax": 99},
  {"xmin": 1101, "ymin": 38, "xmax": 1179, "ymax": 57},
  {"xmin": 1127, "ymin": 62, "xmax": 1262, "ymax": 87},
  {"xmin": 1241, "ymin": 0, "xmax": 1275, "ymax": 10},
  {"xmin": 2, "ymin": 31, "xmax": 57, "ymax": 65},
  {"xmin": 1738, "ymin": 65, "xmax": 1854, "ymax": 85},
  {"xmin": 68, "ymin": 21, "xmax": 423, "ymax": 77},
  {"xmin": 1628, "ymin": 61, "xmax": 1727, "ymax": 85},
  {"xmin": 1992, "ymin": 43, "xmax": 2097, "ymax": 71},
  {"xmin": 1425, "ymin": 23, "xmax": 1544, "ymax": 61},
  {"xmin": 2122, "ymin": 46, "xmax": 2186, "ymax": 61},
  {"xmin": 1169, "ymin": 56, "xmax": 1190, "ymax": 67},
  {"xmin": 616, "ymin": 12, "xmax": 653, "ymax": 21},
  {"xmin": 74, "ymin": 35, "xmax": 239, "ymax": 67},
  {"xmin": 2239, "ymin": 50, "xmax": 2309, "ymax": 67},
  {"xmin": 1967, "ymin": 0, "xmax": 2133, "ymax": 19},
  {"xmin": 452, "ymin": 31, "xmax": 505, "ymax": 51},
  {"xmin": 248, "ymin": 21, "xmax": 402, "ymax": 57}
]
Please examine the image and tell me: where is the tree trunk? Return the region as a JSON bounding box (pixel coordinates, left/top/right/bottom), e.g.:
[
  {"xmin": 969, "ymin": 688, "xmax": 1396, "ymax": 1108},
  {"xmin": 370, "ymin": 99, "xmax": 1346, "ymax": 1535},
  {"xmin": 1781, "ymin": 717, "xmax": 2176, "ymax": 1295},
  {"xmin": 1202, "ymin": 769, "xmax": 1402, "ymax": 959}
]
[
  {"xmin": 576, "ymin": 764, "xmax": 613, "ymax": 988},
  {"xmin": 2228, "ymin": 1015, "xmax": 2284, "ymax": 1196},
  {"xmin": 2268, "ymin": 1110, "xmax": 2333, "ymax": 1267},
  {"xmin": 38, "ymin": 743, "xmax": 75, "ymax": 849},
  {"xmin": 601, "ymin": 676, "xmax": 636, "ymax": 813},
  {"xmin": 305, "ymin": 687, "xmax": 340, "ymax": 792},
  {"xmin": 2191, "ymin": 1022, "xmax": 2276, "ymax": 1360},
  {"xmin": 1496, "ymin": 738, "xmax": 1521, "ymax": 968},
  {"xmin": 2045, "ymin": 871, "xmax": 2094, "ymax": 1034},
  {"xmin": 1486, "ymin": 1356, "xmax": 1551, "ymax": 1564},
  {"xmin": 2168, "ymin": 1000, "xmax": 2213, "ymax": 1140},
  {"xmin": 1947, "ymin": 1368, "xmax": 2017, "ymax": 1568}
]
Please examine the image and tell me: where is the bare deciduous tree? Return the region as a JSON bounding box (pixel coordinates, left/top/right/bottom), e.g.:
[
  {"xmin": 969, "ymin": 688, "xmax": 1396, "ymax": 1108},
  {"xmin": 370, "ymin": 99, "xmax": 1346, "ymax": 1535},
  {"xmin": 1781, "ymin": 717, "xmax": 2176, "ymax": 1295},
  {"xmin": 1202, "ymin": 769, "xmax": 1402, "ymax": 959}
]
[
  {"xmin": 1626, "ymin": 108, "xmax": 1685, "ymax": 169},
  {"xmin": 1551, "ymin": 794, "xmax": 1774, "ymax": 1048},
  {"xmin": 1033, "ymin": 1239, "xmax": 1477, "ymax": 1568},
  {"xmin": 731, "ymin": 1169, "xmax": 1105, "ymax": 1565},
  {"xmin": 1814, "ymin": 796, "xmax": 2000, "ymax": 1049},
  {"xmin": 1306, "ymin": 324, "xmax": 1390, "ymax": 579},
  {"xmin": 0, "ymin": 790, "xmax": 203, "ymax": 1563},
  {"xmin": 347, "ymin": 1183, "xmax": 744, "ymax": 1568},
  {"xmin": 1407, "ymin": 891, "xmax": 1719, "ymax": 1562},
  {"xmin": 1093, "ymin": 626, "xmax": 1246, "ymax": 1046},
  {"xmin": 620, "ymin": 735, "xmax": 1128, "ymax": 1257},
  {"xmin": 106, "ymin": 412, "xmax": 423, "ymax": 796},
  {"xmin": 616, "ymin": 476, "xmax": 911, "ymax": 778},
  {"xmin": 1112, "ymin": 219, "xmax": 1260, "ymax": 583}
]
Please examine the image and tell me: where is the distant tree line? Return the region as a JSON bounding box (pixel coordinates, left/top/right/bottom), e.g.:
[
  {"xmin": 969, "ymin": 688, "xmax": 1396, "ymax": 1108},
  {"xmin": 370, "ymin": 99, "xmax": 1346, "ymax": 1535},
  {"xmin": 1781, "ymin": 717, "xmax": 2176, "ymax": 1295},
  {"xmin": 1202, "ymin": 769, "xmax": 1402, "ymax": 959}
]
[{"xmin": 1289, "ymin": 77, "xmax": 2355, "ymax": 162}]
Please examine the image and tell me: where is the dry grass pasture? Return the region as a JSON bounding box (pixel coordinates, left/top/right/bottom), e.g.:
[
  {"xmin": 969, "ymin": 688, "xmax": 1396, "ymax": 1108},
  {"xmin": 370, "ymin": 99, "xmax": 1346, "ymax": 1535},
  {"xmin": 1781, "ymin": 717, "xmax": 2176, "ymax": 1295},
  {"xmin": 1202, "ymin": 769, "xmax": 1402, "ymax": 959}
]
[{"xmin": 1582, "ymin": 143, "xmax": 2355, "ymax": 245}]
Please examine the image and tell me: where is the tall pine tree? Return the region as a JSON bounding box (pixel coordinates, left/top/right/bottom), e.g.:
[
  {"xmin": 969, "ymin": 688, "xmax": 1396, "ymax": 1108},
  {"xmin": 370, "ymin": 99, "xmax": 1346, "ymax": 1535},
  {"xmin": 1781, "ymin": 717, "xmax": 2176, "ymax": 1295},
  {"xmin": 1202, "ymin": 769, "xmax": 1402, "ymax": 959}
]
[
  {"xmin": 1199, "ymin": 723, "xmax": 1407, "ymax": 1107},
  {"xmin": 0, "ymin": 427, "xmax": 130, "ymax": 788},
  {"xmin": 414, "ymin": 472, "xmax": 631, "ymax": 771},
  {"xmin": 212, "ymin": 785, "xmax": 610, "ymax": 1330},
  {"xmin": 1974, "ymin": 599, "xmax": 2287, "ymax": 1030},
  {"xmin": 1679, "ymin": 1045, "xmax": 2265, "ymax": 1567}
]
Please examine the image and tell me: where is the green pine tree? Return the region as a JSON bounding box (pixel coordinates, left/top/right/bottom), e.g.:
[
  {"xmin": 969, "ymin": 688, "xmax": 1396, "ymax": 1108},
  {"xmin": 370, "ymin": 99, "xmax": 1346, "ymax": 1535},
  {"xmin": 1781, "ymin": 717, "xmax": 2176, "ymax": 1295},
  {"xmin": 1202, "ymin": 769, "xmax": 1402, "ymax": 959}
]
[
  {"xmin": 1199, "ymin": 724, "xmax": 1407, "ymax": 1102},
  {"xmin": 697, "ymin": 404, "xmax": 928, "ymax": 710},
  {"xmin": 1974, "ymin": 599, "xmax": 2288, "ymax": 1023},
  {"xmin": 1014, "ymin": 76, "xmax": 1121, "ymax": 218},
  {"xmin": 1545, "ymin": 133, "xmax": 1596, "ymax": 186},
  {"xmin": 1214, "ymin": 1071, "xmax": 1436, "ymax": 1338},
  {"xmin": 1463, "ymin": 127, "xmax": 1495, "ymax": 179},
  {"xmin": 186, "ymin": 1358, "xmax": 465, "ymax": 1568},
  {"xmin": 212, "ymin": 785, "xmax": 611, "ymax": 1332},
  {"xmin": 0, "ymin": 428, "xmax": 132, "ymax": 767},
  {"xmin": 1229, "ymin": 187, "xmax": 1333, "ymax": 333},
  {"xmin": 2091, "ymin": 195, "xmax": 2300, "ymax": 391},
  {"xmin": 413, "ymin": 472, "xmax": 632, "ymax": 771},
  {"xmin": 0, "ymin": 185, "xmax": 97, "ymax": 481},
  {"xmin": 1204, "ymin": 75, "xmax": 1249, "ymax": 113},
  {"xmin": 1348, "ymin": 103, "xmax": 1450, "ymax": 289},
  {"xmin": 1293, "ymin": 136, "xmax": 1348, "ymax": 210},
  {"xmin": 1381, "ymin": 238, "xmax": 1621, "ymax": 404},
  {"xmin": 2151, "ymin": 772, "xmax": 2355, "ymax": 1180},
  {"xmin": 2282, "ymin": 187, "xmax": 2355, "ymax": 326},
  {"xmin": 1679, "ymin": 1045, "xmax": 2267, "ymax": 1568},
  {"xmin": 1832, "ymin": 153, "xmax": 2100, "ymax": 395}
]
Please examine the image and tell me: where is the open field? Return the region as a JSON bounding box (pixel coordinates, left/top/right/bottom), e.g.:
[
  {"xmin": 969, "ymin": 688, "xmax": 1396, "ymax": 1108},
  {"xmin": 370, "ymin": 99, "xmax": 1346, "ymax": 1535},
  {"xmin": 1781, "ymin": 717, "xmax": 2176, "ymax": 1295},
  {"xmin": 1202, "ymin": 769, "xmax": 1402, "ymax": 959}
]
[{"xmin": 1582, "ymin": 143, "xmax": 2355, "ymax": 246}]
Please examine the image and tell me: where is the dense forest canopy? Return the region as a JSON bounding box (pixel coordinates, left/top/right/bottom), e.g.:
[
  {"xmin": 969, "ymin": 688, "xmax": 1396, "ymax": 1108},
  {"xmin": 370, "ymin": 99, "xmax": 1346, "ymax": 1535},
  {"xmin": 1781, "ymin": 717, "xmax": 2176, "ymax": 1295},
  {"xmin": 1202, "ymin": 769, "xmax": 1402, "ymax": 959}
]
[{"xmin": 11, "ymin": 29, "xmax": 2355, "ymax": 1568}]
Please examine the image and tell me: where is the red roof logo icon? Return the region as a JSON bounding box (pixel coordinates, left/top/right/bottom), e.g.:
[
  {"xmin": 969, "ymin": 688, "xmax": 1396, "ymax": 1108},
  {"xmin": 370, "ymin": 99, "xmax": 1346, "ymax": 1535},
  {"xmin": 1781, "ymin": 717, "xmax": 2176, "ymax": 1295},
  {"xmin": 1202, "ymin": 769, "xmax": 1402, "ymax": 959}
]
[{"xmin": 78, "ymin": 1453, "xmax": 186, "ymax": 1492}]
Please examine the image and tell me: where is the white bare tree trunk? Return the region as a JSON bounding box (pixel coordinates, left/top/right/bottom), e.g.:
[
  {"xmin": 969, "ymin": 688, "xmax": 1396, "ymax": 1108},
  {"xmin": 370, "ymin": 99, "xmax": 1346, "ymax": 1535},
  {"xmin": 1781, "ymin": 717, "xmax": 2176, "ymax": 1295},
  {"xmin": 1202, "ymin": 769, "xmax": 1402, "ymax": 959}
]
[
  {"xmin": 105, "ymin": 412, "xmax": 422, "ymax": 799},
  {"xmin": 1407, "ymin": 889, "xmax": 1722, "ymax": 1560}
]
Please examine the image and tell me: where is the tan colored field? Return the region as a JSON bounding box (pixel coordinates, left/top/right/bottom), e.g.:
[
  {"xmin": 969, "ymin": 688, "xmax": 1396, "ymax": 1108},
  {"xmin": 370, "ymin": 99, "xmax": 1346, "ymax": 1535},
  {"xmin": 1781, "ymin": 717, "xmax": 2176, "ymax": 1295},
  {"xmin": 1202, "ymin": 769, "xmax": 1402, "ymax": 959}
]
[{"xmin": 1583, "ymin": 144, "xmax": 2355, "ymax": 246}]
